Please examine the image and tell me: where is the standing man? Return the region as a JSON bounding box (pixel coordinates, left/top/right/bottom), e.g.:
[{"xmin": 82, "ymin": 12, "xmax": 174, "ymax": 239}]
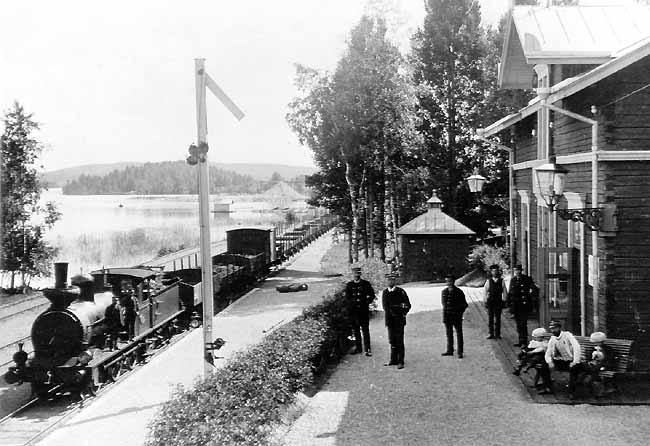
[
  {"xmin": 345, "ymin": 266, "xmax": 375, "ymax": 356},
  {"xmin": 441, "ymin": 273, "xmax": 468, "ymax": 359},
  {"xmin": 507, "ymin": 264, "xmax": 536, "ymax": 347},
  {"xmin": 382, "ymin": 272, "xmax": 411, "ymax": 369},
  {"xmin": 484, "ymin": 264, "xmax": 507, "ymax": 340}
]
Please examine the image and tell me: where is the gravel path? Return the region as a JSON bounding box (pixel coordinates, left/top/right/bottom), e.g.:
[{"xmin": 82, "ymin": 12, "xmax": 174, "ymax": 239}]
[{"xmin": 284, "ymin": 285, "xmax": 650, "ymax": 446}]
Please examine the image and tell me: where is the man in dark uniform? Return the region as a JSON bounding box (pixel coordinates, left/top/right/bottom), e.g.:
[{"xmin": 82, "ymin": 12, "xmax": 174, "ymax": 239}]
[
  {"xmin": 441, "ymin": 273, "xmax": 468, "ymax": 359},
  {"xmin": 104, "ymin": 295, "xmax": 122, "ymax": 350},
  {"xmin": 381, "ymin": 272, "xmax": 411, "ymax": 369},
  {"xmin": 345, "ymin": 266, "xmax": 375, "ymax": 356},
  {"xmin": 507, "ymin": 264, "xmax": 537, "ymax": 347},
  {"xmin": 484, "ymin": 264, "xmax": 507, "ymax": 339}
]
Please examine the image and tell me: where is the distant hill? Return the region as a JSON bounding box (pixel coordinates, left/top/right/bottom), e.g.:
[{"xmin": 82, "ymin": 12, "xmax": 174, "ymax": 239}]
[
  {"xmin": 42, "ymin": 161, "xmax": 317, "ymax": 187},
  {"xmin": 41, "ymin": 162, "xmax": 144, "ymax": 187}
]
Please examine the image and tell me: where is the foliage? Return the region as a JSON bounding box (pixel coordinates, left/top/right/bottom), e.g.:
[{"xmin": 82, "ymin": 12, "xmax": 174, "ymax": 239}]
[
  {"xmin": 0, "ymin": 102, "xmax": 60, "ymax": 290},
  {"xmin": 468, "ymin": 244, "xmax": 509, "ymax": 274},
  {"xmin": 146, "ymin": 288, "xmax": 351, "ymax": 446},
  {"xmin": 287, "ymin": 15, "xmax": 424, "ymax": 263},
  {"xmin": 157, "ymin": 243, "xmax": 187, "ymax": 258},
  {"xmin": 61, "ymin": 161, "xmax": 263, "ymax": 195}
]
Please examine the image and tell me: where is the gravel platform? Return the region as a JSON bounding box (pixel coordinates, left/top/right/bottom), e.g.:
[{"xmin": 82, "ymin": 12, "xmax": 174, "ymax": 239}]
[{"xmin": 284, "ymin": 285, "xmax": 650, "ymax": 446}]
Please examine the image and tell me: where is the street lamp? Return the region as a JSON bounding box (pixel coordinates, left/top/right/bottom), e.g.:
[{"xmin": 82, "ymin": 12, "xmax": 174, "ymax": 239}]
[
  {"xmin": 466, "ymin": 171, "xmax": 487, "ymax": 194},
  {"xmin": 533, "ymin": 157, "xmax": 569, "ymax": 212},
  {"xmin": 534, "ymin": 157, "xmax": 602, "ymax": 230}
]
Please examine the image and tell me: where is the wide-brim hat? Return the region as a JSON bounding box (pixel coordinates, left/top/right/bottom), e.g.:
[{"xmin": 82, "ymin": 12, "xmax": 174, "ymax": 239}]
[
  {"xmin": 590, "ymin": 332, "xmax": 607, "ymax": 343},
  {"xmin": 532, "ymin": 328, "xmax": 547, "ymax": 338}
]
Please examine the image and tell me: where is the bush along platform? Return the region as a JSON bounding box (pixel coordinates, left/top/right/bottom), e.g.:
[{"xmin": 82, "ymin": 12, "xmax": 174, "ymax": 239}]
[{"xmin": 146, "ymin": 287, "xmax": 353, "ymax": 446}]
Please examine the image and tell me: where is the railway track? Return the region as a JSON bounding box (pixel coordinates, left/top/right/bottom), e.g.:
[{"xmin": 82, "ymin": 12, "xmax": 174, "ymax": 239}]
[{"xmin": 0, "ymin": 321, "xmax": 193, "ymax": 446}]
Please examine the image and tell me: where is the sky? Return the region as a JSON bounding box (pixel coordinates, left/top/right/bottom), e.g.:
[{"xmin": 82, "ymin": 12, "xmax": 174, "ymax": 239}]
[{"xmin": 1, "ymin": 0, "xmax": 513, "ymax": 172}]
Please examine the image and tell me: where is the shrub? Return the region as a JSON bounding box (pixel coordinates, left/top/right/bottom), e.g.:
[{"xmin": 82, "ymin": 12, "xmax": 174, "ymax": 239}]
[
  {"xmin": 468, "ymin": 244, "xmax": 509, "ymax": 274},
  {"xmin": 146, "ymin": 288, "xmax": 350, "ymax": 446}
]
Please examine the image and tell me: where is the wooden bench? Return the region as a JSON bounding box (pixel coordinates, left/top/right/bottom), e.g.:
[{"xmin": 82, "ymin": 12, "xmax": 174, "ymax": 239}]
[{"xmin": 532, "ymin": 334, "xmax": 635, "ymax": 396}]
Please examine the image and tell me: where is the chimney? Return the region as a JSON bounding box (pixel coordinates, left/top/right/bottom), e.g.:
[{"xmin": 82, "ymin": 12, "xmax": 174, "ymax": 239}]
[
  {"xmin": 43, "ymin": 262, "xmax": 79, "ymax": 309},
  {"xmin": 54, "ymin": 262, "xmax": 68, "ymax": 289}
]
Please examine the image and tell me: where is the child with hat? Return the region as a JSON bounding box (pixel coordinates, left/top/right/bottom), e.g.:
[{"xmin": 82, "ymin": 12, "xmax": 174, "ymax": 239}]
[
  {"xmin": 512, "ymin": 327, "xmax": 548, "ymax": 377},
  {"xmin": 582, "ymin": 331, "xmax": 609, "ymax": 395}
]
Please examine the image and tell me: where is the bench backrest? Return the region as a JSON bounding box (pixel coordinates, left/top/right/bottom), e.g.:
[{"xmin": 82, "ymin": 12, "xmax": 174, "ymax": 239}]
[
  {"xmin": 538, "ymin": 333, "xmax": 634, "ymax": 372},
  {"xmin": 574, "ymin": 336, "xmax": 634, "ymax": 372}
]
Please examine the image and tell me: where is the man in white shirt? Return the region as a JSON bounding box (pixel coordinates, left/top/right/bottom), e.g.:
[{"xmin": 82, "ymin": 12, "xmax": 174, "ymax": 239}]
[{"xmin": 539, "ymin": 320, "xmax": 587, "ymax": 398}]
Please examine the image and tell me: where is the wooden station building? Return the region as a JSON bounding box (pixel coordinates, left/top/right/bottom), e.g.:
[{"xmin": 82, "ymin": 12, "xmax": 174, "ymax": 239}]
[{"xmin": 478, "ymin": 3, "xmax": 650, "ymax": 361}]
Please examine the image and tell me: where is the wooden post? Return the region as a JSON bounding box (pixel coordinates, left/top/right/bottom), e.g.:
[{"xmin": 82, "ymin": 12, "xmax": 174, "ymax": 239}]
[
  {"xmin": 195, "ymin": 58, "xmax": 215, "ymax": 377},
  {"xmin": 193, "ymin": 59, "xmax": 244, "ymax": 376}
]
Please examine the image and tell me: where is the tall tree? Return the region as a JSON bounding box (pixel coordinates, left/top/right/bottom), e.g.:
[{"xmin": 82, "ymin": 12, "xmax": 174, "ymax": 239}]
[
  {"xmin": 1, "ymin": 102, "xmax": 60, "ymax": 290},
  {"xmin": 410, "ymin": 0, "xmax": 521, "ymax": 228},
  {"xmin": 288, "ymin": 16, "xmax": 422, "ymax": 263}
]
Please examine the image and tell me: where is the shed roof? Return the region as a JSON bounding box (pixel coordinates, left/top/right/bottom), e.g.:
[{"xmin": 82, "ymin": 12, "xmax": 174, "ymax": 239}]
[
  {"xmin": 499, "ymin": 5, "xmax": 650, "ymax": 88},
  {"xmin": 397, "ymin": 193, "xmax": 474, "ymax": 236}
]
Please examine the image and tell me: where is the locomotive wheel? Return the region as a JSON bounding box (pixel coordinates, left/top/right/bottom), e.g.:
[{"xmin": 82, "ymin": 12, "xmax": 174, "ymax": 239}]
[
  {"xmin": 108, "ymin": 360, "xmax": 123, "ymax": 381},
  {"xmin": 123, "ymin": 352, "xmax": 137, "ymax": 370}
]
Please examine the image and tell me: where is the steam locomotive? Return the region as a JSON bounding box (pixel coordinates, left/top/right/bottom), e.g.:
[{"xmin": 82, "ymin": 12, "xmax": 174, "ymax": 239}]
[{"xmin": 4, "ymin": 217, "xmax": 336, "ymax": 398}]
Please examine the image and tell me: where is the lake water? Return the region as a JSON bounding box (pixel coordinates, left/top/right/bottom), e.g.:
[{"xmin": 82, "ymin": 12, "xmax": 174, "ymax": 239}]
[{"xmin": 27, "ymin": 188, "xmax": 314, "ymax": 288}]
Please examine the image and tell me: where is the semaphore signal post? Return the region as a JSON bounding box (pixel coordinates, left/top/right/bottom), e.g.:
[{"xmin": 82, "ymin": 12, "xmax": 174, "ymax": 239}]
[{"xmin": 190, "ymin": 59, "xmax": 244, "ymax": 377}]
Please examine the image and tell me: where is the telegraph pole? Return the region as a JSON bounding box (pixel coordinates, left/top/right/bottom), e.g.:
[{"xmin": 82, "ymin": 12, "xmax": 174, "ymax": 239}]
[{"xmin": 189, "ymin": 59, "xmax": 244, "ymax": 377}]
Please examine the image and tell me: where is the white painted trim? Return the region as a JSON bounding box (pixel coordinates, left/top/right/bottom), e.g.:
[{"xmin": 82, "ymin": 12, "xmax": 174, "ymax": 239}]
[
  {"xmin": 517, "ymin": 189, "xmax": 530, "ymax": 204},
  {"xmin": 513, "ymin": 150, "xmax": 650, "ymax": 170},
  {"xmin": 557, "ymin": 152, "xmax": 594, "ymax": 164},
  {"xmin": 599, "ymin": 150, "xmax": 650, "ymax": 161},
  {"xmin": 513, "ymin": 160, "xmax": 543, "ymax": 170}
]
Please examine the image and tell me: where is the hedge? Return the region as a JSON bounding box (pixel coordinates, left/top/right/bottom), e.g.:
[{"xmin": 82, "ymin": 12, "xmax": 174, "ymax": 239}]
[{"xmin": 146, "ymin": 287, "xmax": 352, "ymax": 446}]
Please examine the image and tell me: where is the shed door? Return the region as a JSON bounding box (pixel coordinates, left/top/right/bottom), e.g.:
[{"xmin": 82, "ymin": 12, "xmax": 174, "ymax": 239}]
[{"xmin": 537, "ymin": 247, "xmax": 579, "ymax": 332}]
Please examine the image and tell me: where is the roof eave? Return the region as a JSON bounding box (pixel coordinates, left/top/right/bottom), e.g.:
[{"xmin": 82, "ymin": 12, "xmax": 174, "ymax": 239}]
[
  {"xmin": 497, "ymin": 11, "xmax": 515, "ymax": 89},
  {"xmin": 481, "ymin": 38, "xmax": 650, "ymax": 137}
]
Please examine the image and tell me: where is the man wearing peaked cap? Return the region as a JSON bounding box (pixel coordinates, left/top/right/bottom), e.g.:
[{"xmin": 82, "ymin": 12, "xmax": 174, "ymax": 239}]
[
  {"xmin": 345, "ymin": 266, "xmax": 375, "ymax": 356},
  {"xmin": 382, "ymin": 272, "xmax": 411, "ymax": 369},
  {"xmin": 540, "ymin": 320, "xmax": 587, "ymax": 398},
  {"xmin": 441, "ymin": 273, "xmax": 468, "ymax": 359},
  {"xmin": 507, "ymin": 264, "xmax": 538, "ymax": 348}
]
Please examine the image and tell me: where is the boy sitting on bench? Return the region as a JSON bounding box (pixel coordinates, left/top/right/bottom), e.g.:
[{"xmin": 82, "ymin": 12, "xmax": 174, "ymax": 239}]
[{"xmin": 513, "ymin": 327, "xmax": 548, "ymax": 377}]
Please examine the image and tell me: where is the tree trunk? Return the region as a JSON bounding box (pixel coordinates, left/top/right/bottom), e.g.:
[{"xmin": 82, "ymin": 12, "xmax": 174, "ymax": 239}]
[
  {"xmin": 366, "ymin": 182, "xmax": 374, "ymax": 258},
  {"xmin": 445, "ymin": 54, "xmax": 458, "ymax": 218},
  {"xmin": 378, "ymin": 157, "xmax": 386, "ymax": 261},
  {"xmin": 344, "ymin": 160, "xmax": 360, "ymax": 263},
  {"xmin": 389, "ymin": 178, "xmax": 399, "ymax": 263},
  {"xmin": 347, "ymin": 227, "xmax": 353, "ymax": 264}
]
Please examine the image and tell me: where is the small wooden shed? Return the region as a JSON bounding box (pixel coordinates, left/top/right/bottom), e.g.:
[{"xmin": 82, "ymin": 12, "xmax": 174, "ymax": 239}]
[{"xmin": 397, "ymin": 193, "xmax": 475, "ymax": 283}]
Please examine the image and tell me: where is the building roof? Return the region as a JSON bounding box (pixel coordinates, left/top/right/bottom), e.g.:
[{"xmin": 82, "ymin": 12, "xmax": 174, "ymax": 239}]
[
  {"xmin": 499, "ymin": 5, "xmax": 650, "ymax": 89},
  {"xmin": 481, "ymin": 34, "xmax": 650, "ymax": 137},
  {"xmin": 397, "ymin": 193, "xmax": 475, "ymax": 236},
  {"xmin": 263, "ymin": 181, "xmax": 307, "ymax": 200}
]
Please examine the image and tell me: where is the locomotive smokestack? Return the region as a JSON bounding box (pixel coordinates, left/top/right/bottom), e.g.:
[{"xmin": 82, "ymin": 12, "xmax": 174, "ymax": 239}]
[
  {"xmin": 43, "ymin": 262, "xmax": 79, "ymax": 309},
  {"xmin": 54, "ymin": 262, "xmax": 69, "ymax": 289}
]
